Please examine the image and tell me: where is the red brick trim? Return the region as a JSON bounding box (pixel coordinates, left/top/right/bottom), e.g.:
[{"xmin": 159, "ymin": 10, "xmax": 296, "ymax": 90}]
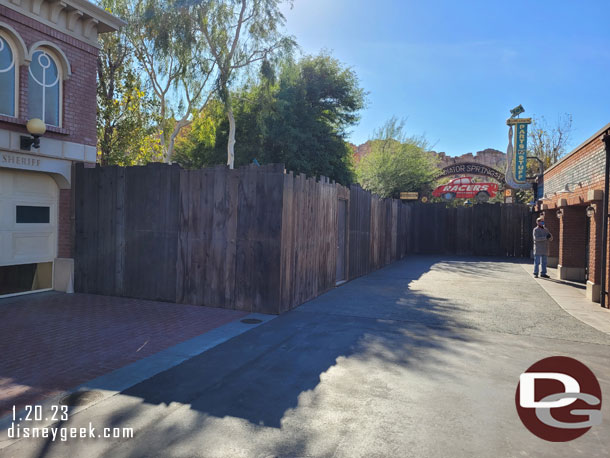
[{"xmin": 1, "ymin": 8, "xmax": 99, "ymax": 146}]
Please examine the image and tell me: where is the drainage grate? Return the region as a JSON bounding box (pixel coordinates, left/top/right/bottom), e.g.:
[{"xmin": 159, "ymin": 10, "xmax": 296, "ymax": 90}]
[
  {"xmin": 60, "ymin": 390, "xmax": 104, "ymax": 407},
  {"xmin": 240, "ymin": 318, "xmax": 263, "ymax": 324}
]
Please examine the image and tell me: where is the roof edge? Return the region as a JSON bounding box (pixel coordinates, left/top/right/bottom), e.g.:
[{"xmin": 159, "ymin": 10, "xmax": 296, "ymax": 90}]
[
  {"xmin": 66, "ymin": 0, "xmax": 127, "ymax": 32},
  {"xmin": 545, "ymin": 122, "xmax": 610, "ymax": 174}
]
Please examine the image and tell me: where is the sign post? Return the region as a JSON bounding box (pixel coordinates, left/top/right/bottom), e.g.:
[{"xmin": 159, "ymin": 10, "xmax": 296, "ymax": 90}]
[
  {"xmin": 515, "ymin": 122, "xmax": 528, "ymax": 183},
  {"xmin": 505, "ymin": 106, "xmax": 532, "ymax": 190}
]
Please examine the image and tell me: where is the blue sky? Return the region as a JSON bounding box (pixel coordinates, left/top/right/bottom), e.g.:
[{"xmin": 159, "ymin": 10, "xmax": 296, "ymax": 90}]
[{"xmin": 281, "ymin": 0, "xmax": 610, "ymax": 156}]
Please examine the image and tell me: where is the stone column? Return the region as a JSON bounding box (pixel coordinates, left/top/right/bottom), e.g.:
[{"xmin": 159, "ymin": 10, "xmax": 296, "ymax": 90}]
[
  {"xmin": 586, "ymin": 204, "xmax": 603, "ymax": 302},
  {"xmin": 54, "ymin": 187, "xmax": 74, "ymax": 293}
]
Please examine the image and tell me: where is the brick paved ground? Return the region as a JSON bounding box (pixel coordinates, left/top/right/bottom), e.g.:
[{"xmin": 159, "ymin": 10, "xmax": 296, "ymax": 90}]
[{"xmin": 0, "ymin": 292, "xmax": 247, "ymax": 417}]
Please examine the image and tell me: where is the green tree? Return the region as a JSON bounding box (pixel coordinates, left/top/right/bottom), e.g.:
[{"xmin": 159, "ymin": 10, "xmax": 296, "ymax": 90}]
[
  {"xmin": 124, "ymin": 0, "xmax": 216, "ymax": 162},
  {"xmin": 175, "ymin": 53, "xmax": 366, "ymax": 185},
  {"xmin": 96, "ymin": 2, "xmax": 160, "ymax": 165},
  {"xmin": 196, "ymin": 0, "xmax": 295, "ymax": 168},
  {"xmin": 173, "ymin": 99, "xmax": 227, "ymax": 168},
  {"xmin": 261, "ymin": 54, "xmax": 365, "ymax": 184},
  {"xmin": 356, "ymin": 118, "xmax": 439, "ymax": 198}
]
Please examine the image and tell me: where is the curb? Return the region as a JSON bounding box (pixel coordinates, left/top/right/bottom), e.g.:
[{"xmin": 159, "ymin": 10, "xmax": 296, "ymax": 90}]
[
  {"xmin": 520, "ymin": 263, "xmax": 610, "ymax": 335},
  {"xmin": 0, "ymin": 312, "xmax": 275, "ymax": 449}
]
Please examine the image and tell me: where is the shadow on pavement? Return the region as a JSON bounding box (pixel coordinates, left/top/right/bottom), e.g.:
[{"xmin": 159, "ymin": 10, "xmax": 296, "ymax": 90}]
[
  {"xmin": 13, "ymin": 256, "xmax": 610, "ymax": 458},
  {"xmin": 113, "ymin": 258, "xmax": 476, "ymax": 430},
  {"xmin": 541, "ymin": 278, "xmax": 586, "ymax": 289}
]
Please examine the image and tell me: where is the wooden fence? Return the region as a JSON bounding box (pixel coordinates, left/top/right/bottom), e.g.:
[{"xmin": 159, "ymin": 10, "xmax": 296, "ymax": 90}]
[
  {"xmin": 404, "ymin": 203, "xmax": 533, "ymax": 257},
  {"xmin": 74, "ymin": 163, "xmax": 410, "ymax": 314},
  {"xmin": 74, "ymin": 164, "xmax": 533, "ymax": 313}
]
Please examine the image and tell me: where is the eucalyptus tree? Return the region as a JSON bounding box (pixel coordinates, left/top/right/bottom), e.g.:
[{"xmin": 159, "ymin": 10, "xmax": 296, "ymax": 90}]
[
  {"xmin": 123, "ymin": 0, "xmax": 217, "ymax": 162},
  {"xmin": 97, "ymin": 26, "xmax": 160, "ymax": 165},
  {"xmin": 194, "ymin": 0, "xmax": 294, "ymax": 168},
  {"xmin": 97, "ymin": 0, "xmax": 161, "ymax": 165}
]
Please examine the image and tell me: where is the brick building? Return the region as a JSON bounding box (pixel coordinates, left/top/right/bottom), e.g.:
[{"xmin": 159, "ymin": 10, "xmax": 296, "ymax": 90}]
[
  {"xmin": 536, "ymin": 123, "xmax": 610, "ymax": 304},
  {"xmin": 0, "ymin": 0, "xmax": 123, "ymax": 296}
]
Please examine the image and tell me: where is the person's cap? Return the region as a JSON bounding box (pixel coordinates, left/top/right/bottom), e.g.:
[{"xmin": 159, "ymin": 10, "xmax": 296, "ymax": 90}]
[{"xmin": 536, "ymin": 217, "xmax": 544, "ymax": 223}]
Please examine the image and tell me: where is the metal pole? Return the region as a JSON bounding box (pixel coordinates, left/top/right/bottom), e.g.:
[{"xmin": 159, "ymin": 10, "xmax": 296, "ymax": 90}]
[
  {"xmin": 527, "ymin": 156, "xmax": 544, "ymax": 203},
  {"xmin": 600, "ymin": 131, "xmax": 610, "ymax": 308}
]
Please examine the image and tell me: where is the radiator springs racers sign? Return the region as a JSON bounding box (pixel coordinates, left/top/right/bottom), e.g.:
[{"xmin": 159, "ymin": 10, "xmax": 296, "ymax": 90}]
[{"xmin": 432, "ymin": 177, "xmax": 499, "ymax": 202}]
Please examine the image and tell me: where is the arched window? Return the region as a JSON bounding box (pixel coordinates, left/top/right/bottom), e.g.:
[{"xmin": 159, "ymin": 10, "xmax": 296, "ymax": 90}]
[
  {"xmin": 0, "ymin": 33, "xmax": 17, "ymax": 117},
  {"xmin": 28, "ymin": 49, "xmax": 61, "ymax": 126}
]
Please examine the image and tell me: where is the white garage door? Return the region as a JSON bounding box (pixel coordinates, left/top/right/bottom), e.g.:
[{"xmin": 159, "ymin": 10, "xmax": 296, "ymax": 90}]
[{"xmin": 0, "ymin": 169, "xmax": 58, "ymax": 267}]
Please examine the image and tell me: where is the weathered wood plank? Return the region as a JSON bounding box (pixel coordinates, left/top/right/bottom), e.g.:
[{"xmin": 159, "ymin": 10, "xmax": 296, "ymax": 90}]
[
  {"xmin": 75, "ymin": 162, "xmax": 534, "ymax": 316},
  {"xmin": 176, "ymin": 169, "xmax": 190, "ymax": 304},
  {"xmin": 224, "ymin": 168, "xmax": 239, "ymax": 309},
  {"xmin": 234, "ymin": 165, "xmax": 256, "ymax": 311}
]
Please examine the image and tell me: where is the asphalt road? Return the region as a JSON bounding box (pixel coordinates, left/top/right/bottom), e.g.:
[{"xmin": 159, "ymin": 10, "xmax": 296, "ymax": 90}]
[{"xmin": 3, "ymin": 256, "xmax": 610, "ymax": 457}]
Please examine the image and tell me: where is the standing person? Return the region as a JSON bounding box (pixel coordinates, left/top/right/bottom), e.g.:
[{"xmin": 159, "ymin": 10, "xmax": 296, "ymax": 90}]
[{"xmin": 533, "ymin": 217, "xmax": 552, "ymax": 278}]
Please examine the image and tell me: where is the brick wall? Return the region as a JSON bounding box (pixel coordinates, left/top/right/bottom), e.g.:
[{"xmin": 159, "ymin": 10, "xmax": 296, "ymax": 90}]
[
  {"xmin": 1, "ymin": 7, "xmax": 99, "ymax": 265},
  {"xmin": 542, "ymin": 132, "xmax": 607, "ymax": 209},
  {"xmin": 558, "ymin": 206, "xmax": 587, "ymax": 268},
  {"xmin": 543, "ymin": 209, "xmax": 560, "ymax": 258},
  {"xmin": 544, "ymin": 141, "xmax": 605, "ymax": 197},
  {"xmin": 0, "ymin": 5, "xmax": 99, "ymax": 147},
  {"xmin": 538, "ymin": 126, "xmax": 610, "ymax": 296}
]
